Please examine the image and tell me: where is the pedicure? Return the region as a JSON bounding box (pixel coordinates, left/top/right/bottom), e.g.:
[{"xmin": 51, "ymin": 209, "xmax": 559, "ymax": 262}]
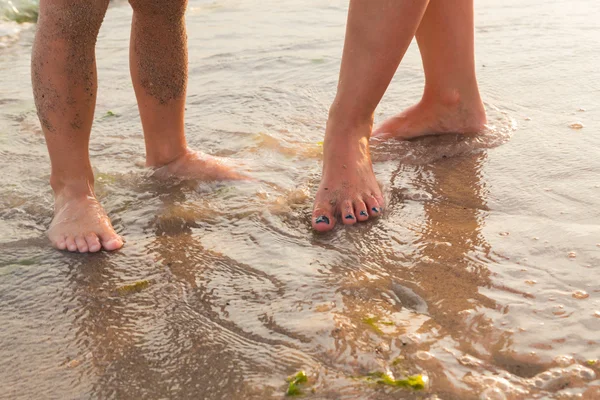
[
  {"xmin": 372, "ymin": 207, "xmax": 380, "ymax": 213},
  {"xmin": 315, "ymin": 216, "xmax": 330, "ymax": 224},
  {"xmin": 345, "ymin": 214, "xmax": 355, "ymax": 220},
  {"xmin": 360, "ymin": 210, "xmax": 368, "ymax": 217}
]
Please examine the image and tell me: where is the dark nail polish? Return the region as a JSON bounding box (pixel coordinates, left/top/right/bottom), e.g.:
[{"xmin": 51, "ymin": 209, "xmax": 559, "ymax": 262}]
[
  {"xmin": 372, "ymin": 207, "xmax": 379, "ymax": 213},
  {"xmin": 360, "ymin": 211, "xmax": 368, "ymax": 217},
  {"xmin": 315, "ymin": 216, "xmax": 330, "ymax": 224},
  {"xmin": 345, "ymin": 214, "xmax": 355, "ymax": 220}
]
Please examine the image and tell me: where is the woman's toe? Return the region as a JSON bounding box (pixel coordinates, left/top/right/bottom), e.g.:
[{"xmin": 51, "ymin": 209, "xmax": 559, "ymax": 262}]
[
  {"xmin": 364, "ymin": 195, "xmax": 382, "ymax": 217},
  {"xmin": 312, "ymin": 201, "xmax": 336, "ymax": 232},
  {"xmin": 341, "ymin": 200, "xmax": 357, "ymax": 225},
  {"xmin": 355, "ymin": 199, "xmax": 370, "ymax": 222}
]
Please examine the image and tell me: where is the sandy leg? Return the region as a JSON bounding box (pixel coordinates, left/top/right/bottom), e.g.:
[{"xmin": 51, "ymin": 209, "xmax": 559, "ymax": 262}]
[
  {"xmin": 33, "ymin": 0, "xmax": 123, "ymax": 252},
  {"xmin": 129, "ymin": 0, "xmax": 246, "ymax": 181}
]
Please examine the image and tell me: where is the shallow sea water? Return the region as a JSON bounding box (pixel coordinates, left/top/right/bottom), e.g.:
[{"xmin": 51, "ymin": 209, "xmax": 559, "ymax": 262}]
[{"xmin": 1, "ymin": 0, "xmax": 600, "ymax": 399}]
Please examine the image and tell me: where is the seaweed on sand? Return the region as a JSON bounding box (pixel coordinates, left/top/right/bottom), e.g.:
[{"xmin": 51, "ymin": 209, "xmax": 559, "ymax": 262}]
[
  {"xmin": 115, "ymin": 280, "xmax": 151, "ymax": 295},
  {"xmin": 366, "ymin": 371, "xmax": 427, "ymax": 390},
  {"xmin": 285, "ymin": 370, "xmax": 308, "ymax": 396},
  {"xmin": 362, "ymin": 316, "xmax": 395, "ymax": 335}
]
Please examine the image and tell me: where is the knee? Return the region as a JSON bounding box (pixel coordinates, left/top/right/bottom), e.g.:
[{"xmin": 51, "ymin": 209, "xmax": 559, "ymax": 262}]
[
  {"xmin": 38, "ymin": 0, "xmax": 110, "ymax": 42},
  {"xmin": 129, "ymin": 0, "xmax": 188, "ymax": 18}
]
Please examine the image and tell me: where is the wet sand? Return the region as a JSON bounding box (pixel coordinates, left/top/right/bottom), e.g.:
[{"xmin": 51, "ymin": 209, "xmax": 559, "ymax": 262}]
[{"xmin": 1, "ymin": 0, "xmax": 600, "ymax": 399}]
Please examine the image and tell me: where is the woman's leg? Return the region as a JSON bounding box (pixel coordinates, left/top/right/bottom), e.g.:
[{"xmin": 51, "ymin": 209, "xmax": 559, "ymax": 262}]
[
  {"xmin": 312, "ymin": 0, "xmax": 430, "ymax": 232},
  {"xmin": 33, "ymin": 0, "xmax": 123, "ymax": 252},
  {"xmin": 372, "ymin": 0, "xmax": 486, "ymax": 139}
]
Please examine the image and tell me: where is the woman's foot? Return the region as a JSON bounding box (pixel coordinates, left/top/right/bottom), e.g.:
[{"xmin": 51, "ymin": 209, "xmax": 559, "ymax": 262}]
[
  {"xmin": 48, "ymin": 190, "xmax": 123, "ymax": 253},
  {"xmin": 372, "ymin": 92, "xmax": 487, "ymax": 140},
  {"xmin": 312, "ymin": 120, "xmax": 385, "ymax": 232},
  {"xmin": 151, "ymin": 148, "xmax": 249, "ymax": 181}
]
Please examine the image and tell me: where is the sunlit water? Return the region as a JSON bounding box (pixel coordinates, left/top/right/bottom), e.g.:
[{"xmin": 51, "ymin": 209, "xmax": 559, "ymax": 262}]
[{"xmin": 1, "ymin": 0, "xmax": 600, "ymax": 399}]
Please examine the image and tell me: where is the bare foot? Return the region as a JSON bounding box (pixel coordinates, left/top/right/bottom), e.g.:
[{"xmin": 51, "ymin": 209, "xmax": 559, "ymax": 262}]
[
  {"xmin": 312, "ymin": 121, "xmax": 385, "ymax": 232},
  {"xmin": 372, "ymin": 92, "xmax": 487, "ymax": 140},
  {"xmin": 151, "ymin": 148, "xmax": 249, "ymax": 181},
  {"xmin": 48, "ymin": 192, "xmax": 123, "ymax": 253}
]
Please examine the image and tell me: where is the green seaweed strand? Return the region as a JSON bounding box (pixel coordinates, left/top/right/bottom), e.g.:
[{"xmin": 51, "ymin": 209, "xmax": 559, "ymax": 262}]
[
  {"xmin": 285, "ymin": 371, "xmax": 308, "ymax": 396},
  {"xmin": 368, "ymin": 371, "xmax": 426, "ymax": 390},
  {"xmin": 116, "ymin": 280, "xmax": 150, "ymax": 295}
]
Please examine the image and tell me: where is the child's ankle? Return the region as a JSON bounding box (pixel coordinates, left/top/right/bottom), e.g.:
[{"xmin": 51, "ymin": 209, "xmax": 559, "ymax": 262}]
[{"xmin": 51, "ymin": 176, "xmax": 95, "ymax": 202}]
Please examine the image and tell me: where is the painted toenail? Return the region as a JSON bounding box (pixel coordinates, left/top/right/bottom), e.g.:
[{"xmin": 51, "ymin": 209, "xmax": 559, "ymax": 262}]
[
  {"xmin": 372, "ymin": 207, "xmax": 379, "ymax": 213},
  {"xmin": 315, "ymin": 216, "xmax": 330, "ymax": 224},
  {"xmin": 345, "ymin": 214, "xmax": 355, "ymax": 220},
  {"xmin": 360, "ymin": 211, "xmax": 368, "ymax": 217}
]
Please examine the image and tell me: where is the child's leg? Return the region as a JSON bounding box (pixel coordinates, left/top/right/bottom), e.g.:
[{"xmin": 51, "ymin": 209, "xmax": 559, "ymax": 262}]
[
  {"xmin": 312, "ymin": 0, "xmax": 429, "ymax": 232},
  {"xmin": 33, "ymin": 0, "xmax": 123, "ymax": 252},
  {"xmin": 373, "ymin": 0, "xmax": 486, "ymax": 139},
  {"xmin": 128, "ymin": 0, "xmax": 245, "ymax": 180}
]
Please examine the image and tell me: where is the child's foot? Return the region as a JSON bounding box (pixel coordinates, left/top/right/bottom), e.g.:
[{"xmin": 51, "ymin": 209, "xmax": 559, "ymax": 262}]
[
  {"xmin": 151, "ymin": 148, "xmax": 249, "ymax": 181},
  {"xmin": 372, "ymin": 92, "xmax": 487, "ymax": 140},
  {"xmin": 312, "ymin": 121, "xmax": 385, "ymax": 232},
  {"xmin": 48, "ymin": 191, "xmax": 123, "ymax": 253}
]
